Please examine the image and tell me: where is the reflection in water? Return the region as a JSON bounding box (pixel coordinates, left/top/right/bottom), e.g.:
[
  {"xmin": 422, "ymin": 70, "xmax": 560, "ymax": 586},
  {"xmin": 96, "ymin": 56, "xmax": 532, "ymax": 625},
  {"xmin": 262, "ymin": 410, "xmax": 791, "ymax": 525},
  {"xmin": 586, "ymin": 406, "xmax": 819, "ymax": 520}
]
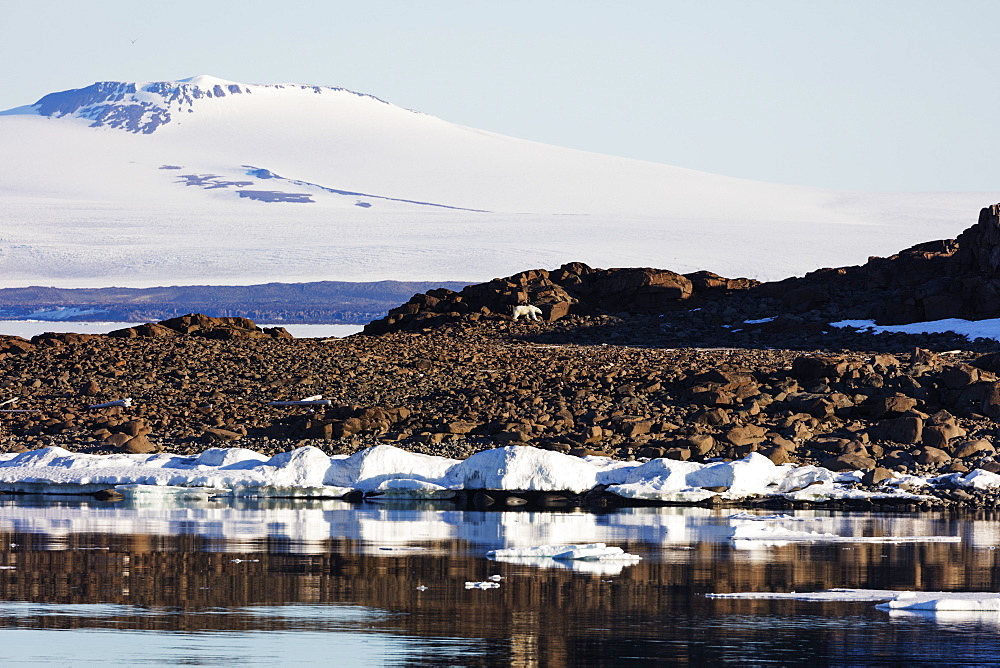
[{"xmin": 0, "ymin": 497, "xmax": 999, "ymax": 665}]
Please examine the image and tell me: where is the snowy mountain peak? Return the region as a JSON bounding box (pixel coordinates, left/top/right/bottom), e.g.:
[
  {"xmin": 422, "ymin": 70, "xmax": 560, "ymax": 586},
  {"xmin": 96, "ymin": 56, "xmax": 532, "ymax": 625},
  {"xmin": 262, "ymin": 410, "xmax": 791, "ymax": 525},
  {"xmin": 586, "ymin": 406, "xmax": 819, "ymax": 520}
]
[
  {"xmin": 176, "ymin": 74, "xmax": 240, "ymax": 87},
  {"xmin": 18, "ymin": 76, "xmax": 393, "ymax": 134}
]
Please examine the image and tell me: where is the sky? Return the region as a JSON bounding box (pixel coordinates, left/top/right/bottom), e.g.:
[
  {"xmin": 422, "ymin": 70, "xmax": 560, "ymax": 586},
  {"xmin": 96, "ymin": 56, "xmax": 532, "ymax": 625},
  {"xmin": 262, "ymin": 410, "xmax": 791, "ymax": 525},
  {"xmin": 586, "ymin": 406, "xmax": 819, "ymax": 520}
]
[{"xmin": 2, "ymin": 0, "xmax": 999, "ymax": 193}]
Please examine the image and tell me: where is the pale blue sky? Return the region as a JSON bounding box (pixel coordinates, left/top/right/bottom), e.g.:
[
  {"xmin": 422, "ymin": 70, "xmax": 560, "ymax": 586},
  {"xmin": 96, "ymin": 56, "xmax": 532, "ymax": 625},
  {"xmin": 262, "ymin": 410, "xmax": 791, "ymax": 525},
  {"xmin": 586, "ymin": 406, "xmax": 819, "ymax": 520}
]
[{"xmin": 2, "ymin": 0, "xmax": 999, "ymax": 192}]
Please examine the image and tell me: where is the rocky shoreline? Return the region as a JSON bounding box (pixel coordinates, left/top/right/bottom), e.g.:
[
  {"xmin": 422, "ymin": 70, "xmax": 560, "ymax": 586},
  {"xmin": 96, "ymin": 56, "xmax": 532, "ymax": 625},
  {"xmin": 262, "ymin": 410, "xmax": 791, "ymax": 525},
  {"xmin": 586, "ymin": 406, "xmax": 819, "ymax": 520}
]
[
  {"xmin": 6, "ymin": 205, "xmax": 1000, "ymax": 510},
  {"xmin": 1, "ymin": 311, "xmax": 1000, "ymax": 510}
]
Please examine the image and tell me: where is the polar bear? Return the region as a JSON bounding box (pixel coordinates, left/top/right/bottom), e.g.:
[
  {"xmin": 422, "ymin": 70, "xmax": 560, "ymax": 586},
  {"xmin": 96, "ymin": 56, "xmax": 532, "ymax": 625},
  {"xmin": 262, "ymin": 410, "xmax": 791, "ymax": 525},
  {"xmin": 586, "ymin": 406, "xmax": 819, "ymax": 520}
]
[{"xmin": 511, "ymin": 304, "xmax": 543, "ymax": 321}]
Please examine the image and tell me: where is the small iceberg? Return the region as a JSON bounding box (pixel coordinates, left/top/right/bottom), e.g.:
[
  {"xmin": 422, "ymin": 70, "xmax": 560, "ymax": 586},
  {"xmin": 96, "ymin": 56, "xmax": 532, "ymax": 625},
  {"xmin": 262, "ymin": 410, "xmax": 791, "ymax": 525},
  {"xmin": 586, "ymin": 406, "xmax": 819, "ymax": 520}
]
[
  {"xmin": 487, "ymin": 542, "xmax": 641, "ymax": 562},
  {"xmin": 708, "ymin": 587, "xmax": 1000, "ymax": 616}
]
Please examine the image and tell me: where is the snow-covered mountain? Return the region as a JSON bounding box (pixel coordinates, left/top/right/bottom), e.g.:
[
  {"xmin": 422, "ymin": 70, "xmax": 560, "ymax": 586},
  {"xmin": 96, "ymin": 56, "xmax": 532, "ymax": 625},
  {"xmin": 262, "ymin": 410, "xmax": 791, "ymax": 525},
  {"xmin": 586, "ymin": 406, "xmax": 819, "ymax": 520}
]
[{"xmin": 0, "ymin": 75, "xmax": 996, "ymax": 288}]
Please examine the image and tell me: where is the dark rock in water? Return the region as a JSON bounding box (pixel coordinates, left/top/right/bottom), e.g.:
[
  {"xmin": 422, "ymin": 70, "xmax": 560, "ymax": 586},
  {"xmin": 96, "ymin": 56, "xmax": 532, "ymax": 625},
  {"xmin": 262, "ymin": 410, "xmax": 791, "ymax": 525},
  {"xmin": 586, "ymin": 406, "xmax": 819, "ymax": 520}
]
[
  {"xmin": 472, "ymin": 491, "xmax": 496, "ymax": 509},
  {"xmin": 94, "ymin": 488, "xmax": 125, "ymax": 502}
]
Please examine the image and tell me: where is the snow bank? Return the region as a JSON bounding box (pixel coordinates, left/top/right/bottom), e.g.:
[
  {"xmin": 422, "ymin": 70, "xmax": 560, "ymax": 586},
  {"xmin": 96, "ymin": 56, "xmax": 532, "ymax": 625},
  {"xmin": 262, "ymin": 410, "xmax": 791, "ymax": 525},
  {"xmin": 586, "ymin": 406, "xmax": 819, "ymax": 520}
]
[
  {"xmin": 0, "ymin": 442, "xmax": 974, "ymax": 503},
  {"xmin": 831, "ymin": 317, "xmax": 1000, "ymax": 343}
]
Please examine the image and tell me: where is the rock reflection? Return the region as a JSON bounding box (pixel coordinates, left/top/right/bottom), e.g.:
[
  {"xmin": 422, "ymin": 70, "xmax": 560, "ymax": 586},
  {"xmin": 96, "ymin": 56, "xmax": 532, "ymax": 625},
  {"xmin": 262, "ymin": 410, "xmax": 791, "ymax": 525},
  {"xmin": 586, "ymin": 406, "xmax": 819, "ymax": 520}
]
[{"xmin": 1, "ymin": 499, "xmax": 1000, "ymax": 665}]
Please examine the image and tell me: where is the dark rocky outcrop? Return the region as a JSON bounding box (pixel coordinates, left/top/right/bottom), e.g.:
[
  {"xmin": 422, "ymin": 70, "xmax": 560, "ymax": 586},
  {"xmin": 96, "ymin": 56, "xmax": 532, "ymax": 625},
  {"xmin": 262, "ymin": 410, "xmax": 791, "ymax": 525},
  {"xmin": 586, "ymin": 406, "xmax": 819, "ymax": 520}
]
[
  {"xmin": 107, "ymin": 313, "xmax": 291, "ymax": 340},
  {"xmin": 367, "ymin": 203, "xmax": 1000, "ymax": 341},
  {"xmin": 365, "ymin": 264, "xmax": 758, "ymax": 334},
  {"xmin": 755, "ymin": 203, "xmax": 1000, "ymax": 326}
]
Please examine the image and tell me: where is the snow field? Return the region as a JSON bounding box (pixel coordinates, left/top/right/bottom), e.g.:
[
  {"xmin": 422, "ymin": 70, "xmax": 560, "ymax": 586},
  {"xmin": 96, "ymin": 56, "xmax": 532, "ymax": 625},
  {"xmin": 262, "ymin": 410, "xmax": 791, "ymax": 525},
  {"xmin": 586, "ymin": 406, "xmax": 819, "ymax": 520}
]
[{"xmin": 1, "ymin": 77, "xmax": 999, "ymax": 287}]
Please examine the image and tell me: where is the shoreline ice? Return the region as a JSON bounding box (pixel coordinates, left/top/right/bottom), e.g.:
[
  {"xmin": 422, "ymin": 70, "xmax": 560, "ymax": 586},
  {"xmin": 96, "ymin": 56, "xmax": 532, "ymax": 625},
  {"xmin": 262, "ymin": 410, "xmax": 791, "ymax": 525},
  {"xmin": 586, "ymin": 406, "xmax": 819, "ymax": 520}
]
[{"xmin": 0, "ymin": 443, "xmax": 990, "ymax": 506}]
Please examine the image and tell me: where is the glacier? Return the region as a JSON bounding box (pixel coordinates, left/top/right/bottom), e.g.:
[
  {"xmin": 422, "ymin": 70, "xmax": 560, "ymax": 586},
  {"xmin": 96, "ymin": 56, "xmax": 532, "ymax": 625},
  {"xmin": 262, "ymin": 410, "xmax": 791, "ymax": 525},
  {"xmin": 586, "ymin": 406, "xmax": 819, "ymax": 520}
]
[{"xmin": 1, "ymin": 75, "xmax": 998, "ymax": 288}]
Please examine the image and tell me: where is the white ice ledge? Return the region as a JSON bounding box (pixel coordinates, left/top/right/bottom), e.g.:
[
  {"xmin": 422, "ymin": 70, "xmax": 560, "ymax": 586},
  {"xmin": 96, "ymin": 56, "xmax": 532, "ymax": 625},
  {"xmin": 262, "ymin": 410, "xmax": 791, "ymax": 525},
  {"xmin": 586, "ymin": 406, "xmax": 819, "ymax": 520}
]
[{"xmin": 0, "ymin": 444, "xmax": 990, "ymax": 501}]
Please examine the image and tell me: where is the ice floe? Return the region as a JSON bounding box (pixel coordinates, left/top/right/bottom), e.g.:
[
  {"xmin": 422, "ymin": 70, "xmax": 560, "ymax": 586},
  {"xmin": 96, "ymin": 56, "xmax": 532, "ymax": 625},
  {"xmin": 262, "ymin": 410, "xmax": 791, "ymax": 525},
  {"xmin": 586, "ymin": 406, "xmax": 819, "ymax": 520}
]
[
  {"xmin": 708, "ymin": 588, "xmax": 1000, "ymax": 615},
  {"xmin": 730, "ymin": 523, "xmax": 960, "ymax": 547},
  {"xmin": 487, "ymin": 543, "xmax": 642, "ymax": 575},
  {"xmin": 0, "ymin": 442, "xmax": 995, "ymax": 504},
  {"xmin": 487, "ymin": 543, "xmax": 641, "ymax": 562}
]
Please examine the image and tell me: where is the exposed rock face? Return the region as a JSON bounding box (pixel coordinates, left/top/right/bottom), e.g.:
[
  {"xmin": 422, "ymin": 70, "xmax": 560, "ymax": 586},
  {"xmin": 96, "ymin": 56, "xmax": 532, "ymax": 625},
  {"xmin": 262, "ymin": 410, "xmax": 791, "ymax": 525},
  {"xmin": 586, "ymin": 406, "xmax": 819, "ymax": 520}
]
[
  {"xmin": 756, "ymin": 203, "xmax": 1000, "ymax": 325},
  {"xmin": 365, "ymin": 264, "xmax": 757, "ymax": 334},
  {"xmin": 957, "ymin": 204, "xmax": 1000, "ymax": 276},
  {"xmin": 107, "ymin": 313, "xmax": 291, "ymax": 340},
  {"xmin": 368, "ymin": 205, "xmax": 1000, "ymax": 335}
]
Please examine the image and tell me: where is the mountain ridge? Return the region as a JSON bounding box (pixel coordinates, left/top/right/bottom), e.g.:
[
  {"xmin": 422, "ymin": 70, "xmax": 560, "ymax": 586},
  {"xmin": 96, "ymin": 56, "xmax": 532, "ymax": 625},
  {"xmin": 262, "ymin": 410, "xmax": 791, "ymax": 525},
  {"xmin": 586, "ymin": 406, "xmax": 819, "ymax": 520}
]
[{"xmin": 6, "ymin": 75, "xmax": 398, "ymax": 134}]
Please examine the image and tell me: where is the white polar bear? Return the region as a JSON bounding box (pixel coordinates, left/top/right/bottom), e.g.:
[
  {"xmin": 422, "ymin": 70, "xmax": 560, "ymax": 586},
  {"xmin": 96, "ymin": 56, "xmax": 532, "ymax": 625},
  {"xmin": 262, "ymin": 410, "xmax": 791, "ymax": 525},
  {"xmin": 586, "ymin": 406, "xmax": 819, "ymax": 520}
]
[{"xmin": 511, "ymin": 304, "xmax": 543, "ymax": 321}]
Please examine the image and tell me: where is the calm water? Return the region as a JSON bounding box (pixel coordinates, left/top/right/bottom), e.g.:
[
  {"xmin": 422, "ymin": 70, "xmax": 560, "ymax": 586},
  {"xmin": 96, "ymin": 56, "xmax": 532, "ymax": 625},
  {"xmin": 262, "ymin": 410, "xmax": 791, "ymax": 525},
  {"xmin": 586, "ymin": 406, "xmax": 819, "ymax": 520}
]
[{"xmin": 1, "ymin": 497, "xmax": 1000, "ymax": 666}]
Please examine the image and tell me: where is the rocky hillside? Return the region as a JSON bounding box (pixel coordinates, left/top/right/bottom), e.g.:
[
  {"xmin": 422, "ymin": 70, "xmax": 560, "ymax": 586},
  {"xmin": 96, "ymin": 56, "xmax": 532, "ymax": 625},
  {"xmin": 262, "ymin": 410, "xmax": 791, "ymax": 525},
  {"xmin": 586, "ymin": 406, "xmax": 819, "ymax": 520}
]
[
  {"xmin": 8, "ymin": 207, "xmax": 1000, "ymax": 507},
  {"xmin": 367, "ymin": 203, "xmax": 1000, "ymax": 336}
]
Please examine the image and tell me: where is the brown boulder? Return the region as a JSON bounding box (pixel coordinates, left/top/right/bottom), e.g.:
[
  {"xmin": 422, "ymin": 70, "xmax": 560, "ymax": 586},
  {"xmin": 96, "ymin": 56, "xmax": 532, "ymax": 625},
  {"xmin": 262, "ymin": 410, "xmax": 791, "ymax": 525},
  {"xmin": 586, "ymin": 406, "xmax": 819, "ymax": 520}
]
[
  {"xmin": 874, "ymin": 416, "xmax": 923, "ymax": 445},
  {"xmin": 202, "ymin": 427, "xmax": 243, "ymax": 442},
  {"xmin": 914, "ymin": 446, "xmax": 951, "ymax": 466},
  {"xmin": 119, "ymin": 434, "xmax": 157, "ymax": 454},
  {"xmin": 722, "ymin": 424, "xmax": 767, "ymax": 447},
  {"xmin": 821, "ymin": 453, "xmax": 876, "ymax": 471},
  {"xmin": 79, "ymin": 380, "xmax": 102, "ymax": 397},
  {"xmin": 951, "ymin": 439, "xmax": 995, "ymax": 458}
]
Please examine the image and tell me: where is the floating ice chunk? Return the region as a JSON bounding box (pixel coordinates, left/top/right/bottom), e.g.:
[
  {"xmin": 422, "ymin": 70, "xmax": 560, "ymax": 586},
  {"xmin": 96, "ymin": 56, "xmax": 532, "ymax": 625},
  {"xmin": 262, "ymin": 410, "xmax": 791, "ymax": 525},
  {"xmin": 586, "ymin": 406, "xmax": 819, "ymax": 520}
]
[
  {"xmin": 707, "ymin": 588, "xmax": 905, "ymax": 602},
  {"xmin": 880, "ymin": 593, "xmax": 1000, "ymax": 612},
  {"xmin": 488, "ymin": 555, "xmax": 638, "ymax": 575},
  {"xmin": 730, "ymin": 523, "xmax": 960, "ymax": 546},
  {"xmin": 708, "ymin": 588, "xmax": 1000, "ymax": 614},
  {"xmin": 488, "ymin": 543, "xmax": 602, "ymax": 558},
  {"xmin": 728, "ymin": 512, "xmax": 801, "ymax": 521},
  {"xmin": 731, "ymin": 524, "xmax": 839, "ymax": 544},
  {"xmin": 487, "ymin": 542, "xmax": 641, "ymax": 562}
]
